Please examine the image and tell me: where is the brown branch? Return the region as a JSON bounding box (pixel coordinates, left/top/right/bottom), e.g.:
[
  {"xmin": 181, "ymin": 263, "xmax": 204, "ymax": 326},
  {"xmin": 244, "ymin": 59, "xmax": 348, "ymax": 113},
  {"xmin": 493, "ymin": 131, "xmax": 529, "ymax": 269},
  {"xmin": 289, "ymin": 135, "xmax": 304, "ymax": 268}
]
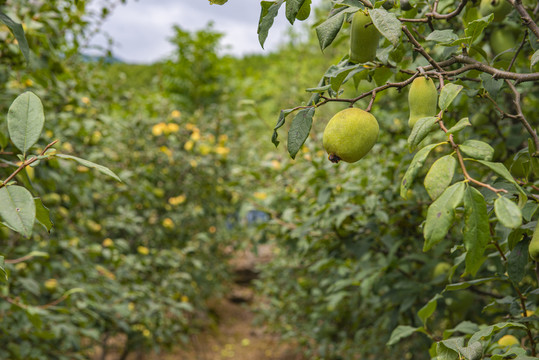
[
  {"xmin": 402, "ymin": 26, "xmax": 444, "ymax": 72},
  {"xmin": 507, "ymin": 30, "xmax": 528, "ymax": 72},
  {"xmin": 513, "ymin": 282, "xmax": 537, "ymax": 356},
  {"xmin": 507, "ymin": 0, "xmax": 539, "ymax": 40},
  {"xmin": 0, "ymin": 139, "xmax": 59, "ymax": 189},
  {"xmin": 366, "ymin": 90, "xmax": 377, "ymax": 112},
  {"xmin": 399, "ymin": 0, "xmax": 468, "ymax": 22},
  {"xmin": 505, "ymin": 80, "xmax": 539, "ymax": 156},
  {"xmin": 5, "ymin": 254, "xmax": 38, "ymax": 264},
  {"xmin": 452, "ymin": 55, "xmax": 539, "ymax": 82}
]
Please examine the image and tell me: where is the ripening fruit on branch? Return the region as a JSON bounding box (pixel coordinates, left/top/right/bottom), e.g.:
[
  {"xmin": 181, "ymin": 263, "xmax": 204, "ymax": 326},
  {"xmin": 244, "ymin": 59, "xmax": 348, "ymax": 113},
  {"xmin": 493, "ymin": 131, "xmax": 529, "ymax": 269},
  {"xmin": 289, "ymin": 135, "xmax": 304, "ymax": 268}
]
[
  {"xmin": 529, "ymin": 220, "xmax": 539, "ymax": 261},
  {"xmin": 323, "ymin": 108, "xmax": 379, "ymax": 163},
  {"xmin": 408, "ymin": 77, "xmax": 438, "ymax": 128},
  {"xmin": 497, "ymin": 334, "xmax": 519, "ymax": 347},
  {"xmin": 479, "ymin": 0, "xmax": 512, "ymax": 22},
  {"xmin": 349, "ymin": 11, "xmax": 380, "ymax": 64}
]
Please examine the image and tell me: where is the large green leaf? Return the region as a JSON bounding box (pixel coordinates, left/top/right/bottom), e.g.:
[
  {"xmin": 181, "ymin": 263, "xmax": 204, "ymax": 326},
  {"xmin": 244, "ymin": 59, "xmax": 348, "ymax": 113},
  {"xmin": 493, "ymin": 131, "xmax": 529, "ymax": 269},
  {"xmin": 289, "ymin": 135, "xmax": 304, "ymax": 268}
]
[
  {"xmin": 369, "ymin": 8, "xmax": 402, "ymax": 45},
  {"xmin": 446, "ymin": 117, "xmax": 471, "ymax": 135},
  {"xmin": 469, "ymin": 322, "xmax": 527, "ymax": 344},
  {"xmin": 0, "ymin": 185, "xmax": 36, "ymax": 238},
  {"xmin": 507, "ymin": 239, "xmax": 528, "ymax": 284},
  {"xmin": 35, "ymin": 197, "xmax": 53, "ymax": 233},
  {"xmin": 258, "ymin": 0, "xmax": 284, "ymax": 48},
  {"xmin": 494, "ymin": 196, "xmax": 522, "ymax": 229},
  {"xmin": 400, "ymin": 143, "xmax": 442, "ymax": 198},
  {"xmin": 475, "ymin": 160, "xmax": 527, "ymax": 206},
  {"xmin": 0, "ymin": 12, "xmax": 30, "ymax": 62},
  {"xmin": 459, "ymin": 140, "xmax": 494, "ymax": 161},
  {"xmin": 55, "ymin": 154, "xmax": 122, "ymax": 182},
  {"xmin": 417, "ymin": 294, "xmax": 442, "ymax": 326},
  {"xmin": 285, "ymin": 0, "xmax": 307, "ymax": 24},
  {"xmin": 464, "ymin": 14, "xmax": 493, "ymax": 45},
  {"xmin": 387, "ymin": 325, "xmax": 421, "ymax": 346},
  {"xmin": 424, "ymin": 155, "xmax": 456, "ymax": 200},
  {"xmin": 7, "ymin": 92, "xmax": 45, "ymax": 156},
  {"xmin": 438, "ymin": 83, "xmax": 463, "ymax": 111},
  {"xmin": 423, "ymin": 181, "xmax": 466, "ymax": 251},
  {"xmin": 408, "ymin": 116, "xmax": 438, "ymax": 151},
  {"xmin": 315, "ymin": 10, "xmax": 346, "ymax": 51},
  {"xmin": 272, "ymin": 108, "xmax": 295, "ymax": 147},
  {"xmin": 287, "ymin": 107, "xmax": 315, "ymax": 159},
  {"xmin": 463, "ymin": 186, "xmax": 490, "ymax": 276}
]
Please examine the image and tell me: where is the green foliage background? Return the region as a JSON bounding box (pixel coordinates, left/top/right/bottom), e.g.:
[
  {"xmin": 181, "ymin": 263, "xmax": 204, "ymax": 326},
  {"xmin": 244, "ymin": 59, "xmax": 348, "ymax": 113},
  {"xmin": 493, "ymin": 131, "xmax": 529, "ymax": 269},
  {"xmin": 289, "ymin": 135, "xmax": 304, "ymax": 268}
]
[{"xmin": 0, "ymin": 0, "xmax": 538, "ymax": 359}]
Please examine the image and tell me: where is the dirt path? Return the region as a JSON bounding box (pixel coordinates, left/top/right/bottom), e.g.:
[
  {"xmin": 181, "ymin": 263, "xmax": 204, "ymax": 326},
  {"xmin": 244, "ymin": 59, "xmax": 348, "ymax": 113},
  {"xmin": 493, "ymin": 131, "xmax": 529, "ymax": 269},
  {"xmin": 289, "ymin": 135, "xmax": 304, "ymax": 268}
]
[
  {"xmin": 145, "ymin": 245, "xmax": 304, "ymax": 360},
  {"xmin": 148, "ymin": 297, "xmax": 302, "ymax": 360}
]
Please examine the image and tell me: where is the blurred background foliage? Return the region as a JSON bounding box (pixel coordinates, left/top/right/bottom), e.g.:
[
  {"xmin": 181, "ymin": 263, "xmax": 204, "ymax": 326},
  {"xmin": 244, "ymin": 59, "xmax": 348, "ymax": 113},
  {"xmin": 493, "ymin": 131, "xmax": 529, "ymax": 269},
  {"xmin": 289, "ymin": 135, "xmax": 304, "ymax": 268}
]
[{"xmin": 0, "ymin": 0, "xmax": 538, "ymax": 359}]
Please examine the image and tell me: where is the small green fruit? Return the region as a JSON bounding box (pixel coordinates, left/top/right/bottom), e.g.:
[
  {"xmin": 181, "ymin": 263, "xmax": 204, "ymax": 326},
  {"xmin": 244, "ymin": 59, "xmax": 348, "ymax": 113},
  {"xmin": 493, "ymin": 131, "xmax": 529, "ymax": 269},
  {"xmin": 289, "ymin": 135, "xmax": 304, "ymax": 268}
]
[
  {"xmin": 408, "ymin": 77, "xmax": 438, "ymax": 128},
  {"xmin": 349, "ymin": 11, "xmax": 380, "ymax": 64},
  {"xmin": 529, "ymin": 220, "xmax": 539, "ymax": 261},
  {"xmin": 323, "ymin": 108, "xmax": 379, "ymax": 163},
  {"xmin": 490, "ymin": 29, "xmax": 516, "ymax": 61},
  {"xmin": 432, "ymin": 262, "xmax": 451, "ymax": 279},
  {"xmin": 479, "ymin": 0, "xmax": 512, "ymax": 22}
]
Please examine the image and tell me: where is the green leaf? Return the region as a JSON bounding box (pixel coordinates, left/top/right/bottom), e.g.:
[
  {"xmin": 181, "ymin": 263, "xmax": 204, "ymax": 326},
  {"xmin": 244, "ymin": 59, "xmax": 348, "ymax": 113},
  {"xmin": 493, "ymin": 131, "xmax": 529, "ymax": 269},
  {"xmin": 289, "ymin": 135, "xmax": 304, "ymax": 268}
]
[
  {"xmin": 0, "ymin": 12, "xmax": 30, "ymax": 62},
  {"xmin": 315, "ymin": 10, "xmax": 346, "ymax": 51},
  {"xmin": 444, "ymin": 277, "xmax": 501, "ymax": 291},
  {"xmin": 272, "ymin": 109, "xmax": 295, "ymax": 147},
  {"xmin": 446, "ymin": 117, "xmax": 471, "ymax": 135},
  {"xmin": 463, "ymin": 187, "xmax": 490, "ymax": 276},
  {"xmin": 531, "ymin": 49, "xmax": 539, "ymax": 69},
  {"xmin": 417, "ymin": 294, "xmax": 442, "ymax": 326},
  {"xmin": 55, "ymin": 154, "xmax": 122, "ymax": 182},
  {"xmin": 257, "ymin": 0, "xmax": 284, "ymax": 48},
  {"xmin": 400, "ymin": 143, "xmax": 440, "ymax": 198},
  {"xmin": 327, "ymin": 65, "xmax": 360, "ymax": 92},
  {"xmin": 438, "ymin": 337, "xmax": 483, "ymax": 360},
  {"xmin": 438, "ymin": 83, "xmax": 463, "ymax": 111},
  {"xmin": 0, "ymin": 185, "xmax": 36, "ymax": 238},
  {"xmin": 408, "ymin": 116, "xmax": 438, "ymax": 151},
  {"xmin": 387, "ymin": 325, "xmax": 419, "ymax": 346},
  {"xmin": 480, "ymin": 72, "xmax": 503, "ymax": 99},
  {"xmin": 369, "ymin": 8, "xmax": 402, "ymax": 46},
  {"xmin": 459, "ymin": 140, "xmax": 494, "ymax": 161},
  {"xmin": 425, "ymin": 29, "xmax": 458, "ymax": 43},
  {"xmin": 424, "ymin": 155, "xmax": 457, "ymax": 201},
  {"xmin": 7, "ymin": 92, "xmax": 45, "ymax": 156},
  {"xmin": 285, "ymin": 0, "xmax": 305, "ymax": 24},
  {"xmin": 475, "ymin": 160, "xmax": 526, "ymax": 205},
  {"xmin": 469, "ymin": 322, "xmax": 527, "ymax": 344},
  {"xmin": 436, "ymin": 340, "xmax": 460, "ymax": 360},
  {"xmin": 494, "ymin": 196, "xmax": 522, "ymax": 229},
  {"xmin": 464, "ymin": 14, "xmax": 493, "ymax": 45},
  {"xmin": 423, "ymin": 181, "xmax": 466, "ymax": 251},
  {"xmin": 0, "ymin": 256, "xmax": 7, "ymax": 282},
  {"xmin": 507, "ymin": 239, "xmax": 528, "ymax": 284},
  {"xmin": 287, "ymin": 107, "xmax": 315, "ymax": 159},
  {"xmin": 34, "ymin": 197, "xmax": 53, "ymax": 232}
]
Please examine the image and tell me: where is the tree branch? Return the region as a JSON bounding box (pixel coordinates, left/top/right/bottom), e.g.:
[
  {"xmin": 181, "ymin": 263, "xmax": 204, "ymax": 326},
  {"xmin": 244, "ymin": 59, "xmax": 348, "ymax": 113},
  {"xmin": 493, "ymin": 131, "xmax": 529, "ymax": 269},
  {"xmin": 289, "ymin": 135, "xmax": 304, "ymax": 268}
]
[
  {"xmin": 505, "ymin": 80, "xmax": 539, "ymax": 156},
  {"xmin": 507, "ymin": 0, "xmax": 539, "ymax": 40}
]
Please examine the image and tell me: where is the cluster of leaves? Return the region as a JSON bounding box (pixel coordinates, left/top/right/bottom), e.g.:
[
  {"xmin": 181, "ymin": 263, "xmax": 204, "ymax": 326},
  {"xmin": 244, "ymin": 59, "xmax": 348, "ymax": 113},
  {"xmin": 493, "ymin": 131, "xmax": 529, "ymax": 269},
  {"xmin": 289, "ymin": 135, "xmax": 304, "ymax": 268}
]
[
  {"xmin": 246, "ymin": 0, "xmax": 539, "ymax": 358},
  {"xmin": 0, "ymin": 2, "xmax": 254, "ymax": 359}
]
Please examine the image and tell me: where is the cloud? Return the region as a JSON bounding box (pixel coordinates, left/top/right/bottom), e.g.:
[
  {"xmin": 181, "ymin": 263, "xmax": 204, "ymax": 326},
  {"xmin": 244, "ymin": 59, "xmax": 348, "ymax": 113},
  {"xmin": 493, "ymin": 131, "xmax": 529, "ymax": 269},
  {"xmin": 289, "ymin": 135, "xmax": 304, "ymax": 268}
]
[{"xmin": 88, "ymin": 0, "xmax": 300, "ymax": 63}]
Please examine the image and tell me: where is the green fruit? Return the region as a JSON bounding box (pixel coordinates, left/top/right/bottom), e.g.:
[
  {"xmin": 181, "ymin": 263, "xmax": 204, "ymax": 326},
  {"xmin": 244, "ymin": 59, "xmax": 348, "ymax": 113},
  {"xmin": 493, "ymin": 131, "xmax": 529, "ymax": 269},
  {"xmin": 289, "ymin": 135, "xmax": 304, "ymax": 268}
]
[
  {"xmin": 349, "ymin": 11, "xmax": 380, "ymax": 64},
  {"xmin": 529, "ymin": 220, "xmax": 539, "ymax": 261},
  {"xmin": 432, "ymin": 262, "xmax": 451, "ymax": 279},
  {"xmin": 479, "ymin": 0, "xmax": 512, "ymax": 21},
  {"xmin": 490, "ymin": 29, "xmax": 516, "ymax": 61},
  {"xmin": 323, "ymin": 108, "xmax": 379, "ymax": 163},
  {"xmin": 209, "ymin": 0, "xmax": 227, "ymax": 4},
  {"xmin": 382, "ymin": 0, "xmax": 395, "ymax": 10},
  {"xmin": 408, "ymin": 77, "xmax": 438, "ymax": 128},
  {"xmin": 296, "ymin": 0, "xmax": 311, "ymax": 21}
]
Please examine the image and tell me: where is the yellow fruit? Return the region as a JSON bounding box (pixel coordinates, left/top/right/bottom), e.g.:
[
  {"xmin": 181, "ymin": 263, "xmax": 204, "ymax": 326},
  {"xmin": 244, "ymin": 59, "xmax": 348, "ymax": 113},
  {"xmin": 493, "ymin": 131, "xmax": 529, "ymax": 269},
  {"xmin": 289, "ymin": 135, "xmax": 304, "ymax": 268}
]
[
  {"xmin": 296, "ymin": 0, "xmax": 311, "ymax": 21},
  {"xmin": 479, "ymin": 0, "xmax": 512, "ymax": 22},
  {"xmin": 408, "ymin": 77, "xmax": 438, "ymax": 128},
  {"xmin": 322, "ymin": 108, "xmax": 379, "ymax": 163},
  {"xmin": 529, "ymin": 220, "xmax": 539, "ymax": 261},
  {"xmin": 349, "ymin": 11, "xmax": 380, "ymax": 64},
  {"xmin": 44, "ymin": 279, "xmax": 58, "ymax": 290},
  {"xmin": 497, "ymin": 334, "xmax": 519, "ymax": 347}
]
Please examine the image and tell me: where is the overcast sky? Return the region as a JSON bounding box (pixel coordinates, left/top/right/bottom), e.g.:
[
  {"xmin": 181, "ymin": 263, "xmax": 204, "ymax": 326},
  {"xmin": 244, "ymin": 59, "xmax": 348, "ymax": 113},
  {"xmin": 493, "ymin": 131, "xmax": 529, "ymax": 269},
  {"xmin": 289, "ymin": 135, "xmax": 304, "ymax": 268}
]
[{"xmin": 88, "ymin": 0, "xmax": 321, "ymax": 63}]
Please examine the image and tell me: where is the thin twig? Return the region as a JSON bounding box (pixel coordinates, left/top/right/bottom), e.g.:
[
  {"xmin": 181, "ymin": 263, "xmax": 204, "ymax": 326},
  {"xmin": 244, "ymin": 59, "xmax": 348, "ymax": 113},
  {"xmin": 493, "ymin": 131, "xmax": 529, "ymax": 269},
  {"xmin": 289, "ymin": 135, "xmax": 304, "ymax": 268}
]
[
  {"xmin": 402, "ymin": 26, "xmax": 444, "ymax": 72},
  {"xmin": 505, "ymin": 80, "xmax": 539, "ymax": 156},
  {"xmin": 507, "ymin": 0, "xmax": 539, "ymax": 40}
]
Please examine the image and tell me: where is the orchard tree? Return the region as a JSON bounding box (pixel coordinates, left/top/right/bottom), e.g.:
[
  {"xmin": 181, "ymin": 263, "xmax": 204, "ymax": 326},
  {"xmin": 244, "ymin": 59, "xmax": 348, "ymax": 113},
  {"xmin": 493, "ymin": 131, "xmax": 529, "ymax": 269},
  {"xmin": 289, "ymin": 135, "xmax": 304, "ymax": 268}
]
[{"xmin": 216, "ymin": 0, "xmax": 539, "ymax": 358}]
